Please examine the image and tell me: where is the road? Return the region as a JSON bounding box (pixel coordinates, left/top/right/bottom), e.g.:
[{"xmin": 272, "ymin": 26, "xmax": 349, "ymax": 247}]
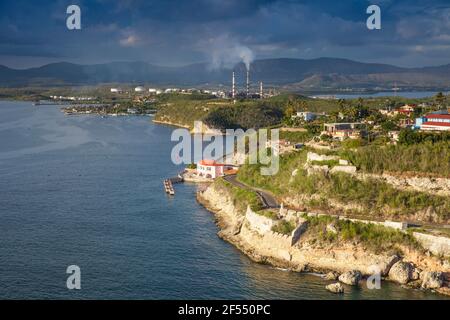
[{"xmin": 223, "ymin": 174, "xmax": 279, "ymax": 209}]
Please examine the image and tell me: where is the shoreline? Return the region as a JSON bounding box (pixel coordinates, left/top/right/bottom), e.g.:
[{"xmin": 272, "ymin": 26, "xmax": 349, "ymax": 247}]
[
  {"xmin": 196, "ymin": 181, "xmax": 450, "ymax": 297},
  {"xmin": 152, "ymin": 119, "xmax": 190, "ymax": 129}
]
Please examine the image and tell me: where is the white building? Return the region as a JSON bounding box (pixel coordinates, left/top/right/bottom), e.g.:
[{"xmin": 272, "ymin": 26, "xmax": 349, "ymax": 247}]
[
  {"xmin": 110, "ymin": 88, "xmax": 122, "ymax": 93},
  {"xmin": 195, "ymin": 160, "xmax": 238, "ymax": 179},
  {"xmin": 134, "ymin": 86, "xmax": 145, "ymax": 93},
  {"xmin": 293, "ymin": 111, "xmax": 317, "ymax": 122}
]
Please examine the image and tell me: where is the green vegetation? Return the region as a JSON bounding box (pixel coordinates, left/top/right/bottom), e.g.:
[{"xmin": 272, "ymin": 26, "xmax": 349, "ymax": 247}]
[
  {"xmin": 305, "ymin": 215, "xmax": 421, "ymax": 254},
  {"xmin": 272, "ymin": 220, "xmax": 296, "ymax": 235},
  {"xmin": 398, "ymin": 128, "xmax": 450, "ymax": 145},
  {"xmin": 340, "ymin": 141, "xmax": 450, "ymax": 177},
  {"xmin": 257, "ymin": 210, "xmax": 278, "ymax": 220},
  {"xmin": 216, "ymin": 178, "xmax": 263, "ymax": 212},
  {"xmin": 310, "ymin": 160, "xmax": 339, "ymax": 167},
  {"xmin": 154, "ymin": 98, "xmax": 223, "ymax": 128},
  {"xmin": 237, "ymin": 149, "xmax": 450, "ymax": 220},
  {"xmin": 204, "ymin": 104, "xmax": 283, "ymax": 130},
  {"xmin": 279, "ymin": 130, "xmax": 312, "ymax": 143}
]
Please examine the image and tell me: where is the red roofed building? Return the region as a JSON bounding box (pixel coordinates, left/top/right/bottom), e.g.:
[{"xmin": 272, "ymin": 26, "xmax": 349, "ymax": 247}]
[
  {"xmin": 197, "ymin": 159, "xmax": 227, "ymax": 179},
  {"xmin": 393, "ymin": 104, "xmax": 417, "ymax": 117},
  {"xmin": 417, "ymin": 113, "xmax": 450, "ymax": 131}
]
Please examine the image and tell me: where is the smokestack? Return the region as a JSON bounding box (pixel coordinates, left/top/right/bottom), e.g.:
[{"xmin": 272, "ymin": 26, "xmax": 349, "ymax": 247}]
[
  {"xmin": 246, "ymin": 68, "xmax": 250, "ymax": 98},
  {"xmin": 232, "ymin": 71, "xmax": 236, "ymax": 99},
  {"xmin": 259, "ymin": 81, "xmax": 263, "ymax": 99}
]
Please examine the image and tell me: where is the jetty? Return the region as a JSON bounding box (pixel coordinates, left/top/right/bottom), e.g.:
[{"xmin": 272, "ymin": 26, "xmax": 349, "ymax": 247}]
[
  {"xmin": 163, "ymin": 179, "xmax": 175, "ymax": 195},
  {"xmin": 163, "ymin": 174, "xmax": 184, "ymax": 196}
]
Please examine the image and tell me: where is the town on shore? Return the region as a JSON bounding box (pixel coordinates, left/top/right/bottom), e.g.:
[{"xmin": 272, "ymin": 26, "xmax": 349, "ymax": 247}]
[{"xmin": 4, "ymin": 82, "xmax": 449, "ymax": 297}]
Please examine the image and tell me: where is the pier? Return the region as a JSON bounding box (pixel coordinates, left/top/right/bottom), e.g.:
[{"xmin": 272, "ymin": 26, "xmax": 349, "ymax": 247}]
[
  {"xmin": 163, "ymin": 174, "xmax": 184, "ymax": 196},
  {"xmin": 163, "ymin": 179, "xmax": 175, "ymax": 195}
]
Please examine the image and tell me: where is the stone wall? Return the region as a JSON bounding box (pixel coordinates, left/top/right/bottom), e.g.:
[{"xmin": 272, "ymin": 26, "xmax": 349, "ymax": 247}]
[
  {"xmin": 245, "ymin": 206, "xmax": 275, "ymax": 235},
  {"xmin": 413, "ymin": 232, "xmax": 450, "ymax": 257},
  {"xmin": 330, "ymin": 165, "xmax": 357, "ymax": 175},
  {"xmin": 306, "ymin": 152, "xmax": 340, "ymax": 163}
]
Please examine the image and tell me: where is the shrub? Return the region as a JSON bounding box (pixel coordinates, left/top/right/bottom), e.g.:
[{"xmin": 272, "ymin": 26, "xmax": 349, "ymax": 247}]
[{"xmin": 272, "ymin": 220, "xmax": 296, "ymax": 235}]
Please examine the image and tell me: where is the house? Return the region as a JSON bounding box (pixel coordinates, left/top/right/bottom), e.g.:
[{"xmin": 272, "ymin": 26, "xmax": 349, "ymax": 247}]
[
  {"xmin": 322, "ymin": 123, "xmax": 365, "ymax": 140},
  {"xmin": 415, "ymin": 113, "xmax": 450, "ymax": 131},
  {"xmin": 392, "ymin": 104, "xmax": 417, "ymax": 117},
  {"xmin": 293, "ymin": 111, "xmax": 317, "ymax": 122},
  {"xmin": 398, "ymin": 118, "xmax": 414, "ymax": 128},
  {"xmin": 265, "ymin": 139, "xmax": 295, "ymax": 155},
  {"xmin": 196, "ymin": 160, "xmax": 236, "ymax": 179}
]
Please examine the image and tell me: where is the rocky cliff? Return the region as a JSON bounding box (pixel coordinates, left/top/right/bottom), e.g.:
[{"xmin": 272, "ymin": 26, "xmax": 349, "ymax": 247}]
[{"xmin": 197, "ymin": 181, "xmax": 450, "ymax": 296}]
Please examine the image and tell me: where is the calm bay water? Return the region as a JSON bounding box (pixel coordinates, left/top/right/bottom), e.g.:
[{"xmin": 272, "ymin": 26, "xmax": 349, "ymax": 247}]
[{"xmin": 0, "ymin": 101, "xmax": 447, "ymax": 300}]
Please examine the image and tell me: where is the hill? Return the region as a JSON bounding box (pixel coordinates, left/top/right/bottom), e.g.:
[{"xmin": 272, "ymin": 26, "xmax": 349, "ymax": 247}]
[{"xmin": 1, "ymin": 58, "xmax": 450, "ymax": 90}]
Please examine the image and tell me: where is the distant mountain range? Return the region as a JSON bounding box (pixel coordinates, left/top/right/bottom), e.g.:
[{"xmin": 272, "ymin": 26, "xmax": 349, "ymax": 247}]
[{"xmin": 1, "ymin": 58, "xmax": 450, "ymax": 90}]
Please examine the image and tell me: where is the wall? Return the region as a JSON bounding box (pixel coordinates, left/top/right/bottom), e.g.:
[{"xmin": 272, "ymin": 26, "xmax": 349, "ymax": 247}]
[
  {"xmin": 413, "ymin": 232, "xmax": 450, "ymax": 257},
  {"xmin": 306, "ymin": 152, "xmax": 340, "ymax": 163},
  {"xmin": 245, "ymin": 206, "xmax": 275, "ymax": 235},
  {"xmin": 330, "ymin": 165, "xmax": 357, "ymax": 174}
]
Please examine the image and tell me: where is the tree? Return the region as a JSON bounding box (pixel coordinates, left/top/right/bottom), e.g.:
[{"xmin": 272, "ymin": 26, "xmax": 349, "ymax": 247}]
[
  {"xmin": 381, "ymin": 120, "xmax": 398, "ymax": 132},
  {"xmin": 435, "ymin": 92, "xmax": 445, "ymax": 107}
]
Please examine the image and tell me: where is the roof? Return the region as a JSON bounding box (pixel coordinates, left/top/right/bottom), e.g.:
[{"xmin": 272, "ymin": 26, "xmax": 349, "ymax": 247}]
[
  {"xmin": 198, "ymin": 159, "xmax": 224, "ymax": 166},
  {"xmin": 425, "ymin": 114, "xmax": 450, "ymax": 120},
  {"xmin": 224, "ymin": 169, "xmax": 238, "ymax": 175},
  {"xmin": 422, "ymin": 121, "xmax": 450, "ymax": 127}
]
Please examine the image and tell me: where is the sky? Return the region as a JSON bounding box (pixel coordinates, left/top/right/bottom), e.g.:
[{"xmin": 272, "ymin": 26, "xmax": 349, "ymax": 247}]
[{"xmin": 1, "ymin": 0, "xmax": 450, "ymax": 69}]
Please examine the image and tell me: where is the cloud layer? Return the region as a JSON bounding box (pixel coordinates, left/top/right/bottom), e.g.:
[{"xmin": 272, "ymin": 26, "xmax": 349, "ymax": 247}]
[{"xmin": 0, "ymin": 0, "xmax": 450, "ymax": 68}]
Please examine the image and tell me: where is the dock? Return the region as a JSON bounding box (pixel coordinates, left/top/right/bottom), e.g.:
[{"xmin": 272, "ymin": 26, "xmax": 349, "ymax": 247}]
[
  {"xmin": 163, "ymin": 174, "xmax": 184, "ymax": 196},
  {"xmin": 163, "ymin": 179, "xmax": 175, "ymax": 195}
]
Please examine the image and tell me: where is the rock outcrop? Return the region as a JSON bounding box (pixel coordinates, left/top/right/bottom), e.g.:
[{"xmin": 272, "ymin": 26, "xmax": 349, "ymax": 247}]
[
  {"xmin": 338, "ymin": 270, "xmax": 362, "ymax": 286},
  {"xmin": 197, "ymin": 181, "xmax": 450, "ymax": 297},
  {"xmin": 421, "ymin": 272, "xmax": 444, "ymax": 289},
  {"xmin": 388, "ymin": 261, "xmax": 413, "ymax": 284},
  {"xmin": 324, "ymin": 271, "xmax": 340, "ymax": 281},
  {"xmin": 326, "ymin": 283, "xmax": 344, "ymax": 294}
]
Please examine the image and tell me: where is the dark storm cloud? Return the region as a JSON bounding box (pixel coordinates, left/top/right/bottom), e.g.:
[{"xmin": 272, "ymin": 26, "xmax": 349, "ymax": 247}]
[{"xmin": 0, "ymin": 0, "xmax": 450, "ymax": 68}]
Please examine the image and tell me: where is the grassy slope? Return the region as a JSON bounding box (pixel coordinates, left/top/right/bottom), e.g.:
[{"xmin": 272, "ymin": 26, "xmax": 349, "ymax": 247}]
[{"xmin": 237, "ymin": 149, "xmax": 450, "ymax": 221}]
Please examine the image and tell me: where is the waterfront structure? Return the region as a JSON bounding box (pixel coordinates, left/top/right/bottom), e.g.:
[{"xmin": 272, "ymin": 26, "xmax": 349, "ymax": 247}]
[
  {"xmin": 196, "ymin": 160, "xmax": 237, "ymax": 179},
  {"xmin": 110, "ymin": 88, "xmax": 122, "ymax": 93},
  {"xmin": 134, "ymin": 86, "xmax": 145, "ymax": 92},
  {"xmin": 415, "ymin": 113, "xmax": 450, "ymax": 131}
]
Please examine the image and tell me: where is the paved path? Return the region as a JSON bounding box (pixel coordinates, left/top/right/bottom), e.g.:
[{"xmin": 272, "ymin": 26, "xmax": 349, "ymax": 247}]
[{"xmin": 223, "ymin": 174, "xmax": 279, "ymax": 209}]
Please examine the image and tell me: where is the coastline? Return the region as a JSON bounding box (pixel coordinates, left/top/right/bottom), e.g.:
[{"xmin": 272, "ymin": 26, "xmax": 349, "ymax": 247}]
[
  {"xmin": 196, "ymin": 181, "xmax": 450, "ymax": 297},
  {"xmin": 152, "ymin": 119, "xmax": 190, "ymax": 129}
]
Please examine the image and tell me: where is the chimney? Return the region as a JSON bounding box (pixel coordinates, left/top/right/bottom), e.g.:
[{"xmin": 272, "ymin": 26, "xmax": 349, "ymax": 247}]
[
  {"xmin": 232, "ymin": 71, "xmax": 236, "ymax": 99},
  {"xmin": 259, "ymin": 81, "xmax": 263, "ymax": 99},
  {"xmin": 246, "ymin": 69, "xmax": 250, "ymax": 98}
]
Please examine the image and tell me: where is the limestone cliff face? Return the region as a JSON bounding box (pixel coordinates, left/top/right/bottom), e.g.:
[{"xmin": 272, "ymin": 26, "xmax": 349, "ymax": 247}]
[
  {"xmin": 197, "ymin": 181, "xmax": 450, "ymax": 295},
  {"xmin": 199, "ymin": 183, "xmax": 408, "ymax": 275}
]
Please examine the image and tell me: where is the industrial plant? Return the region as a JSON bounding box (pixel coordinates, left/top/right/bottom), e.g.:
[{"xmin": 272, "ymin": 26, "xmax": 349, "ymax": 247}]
[{"xmin": 230, "ymin": 65, "xmax": 267, "ymax": 101}]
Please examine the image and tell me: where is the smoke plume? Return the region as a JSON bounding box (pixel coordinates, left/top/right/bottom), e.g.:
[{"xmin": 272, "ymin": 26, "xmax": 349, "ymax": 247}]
[{"xmin": 205, "ymin": 35, "xmax": 254, "ymax": 71}]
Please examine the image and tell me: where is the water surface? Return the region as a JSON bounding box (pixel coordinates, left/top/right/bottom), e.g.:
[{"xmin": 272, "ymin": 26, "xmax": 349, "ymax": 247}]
[{"xmin": 0, "ymin": 101, "xmax": 447, "ymax": 300}]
